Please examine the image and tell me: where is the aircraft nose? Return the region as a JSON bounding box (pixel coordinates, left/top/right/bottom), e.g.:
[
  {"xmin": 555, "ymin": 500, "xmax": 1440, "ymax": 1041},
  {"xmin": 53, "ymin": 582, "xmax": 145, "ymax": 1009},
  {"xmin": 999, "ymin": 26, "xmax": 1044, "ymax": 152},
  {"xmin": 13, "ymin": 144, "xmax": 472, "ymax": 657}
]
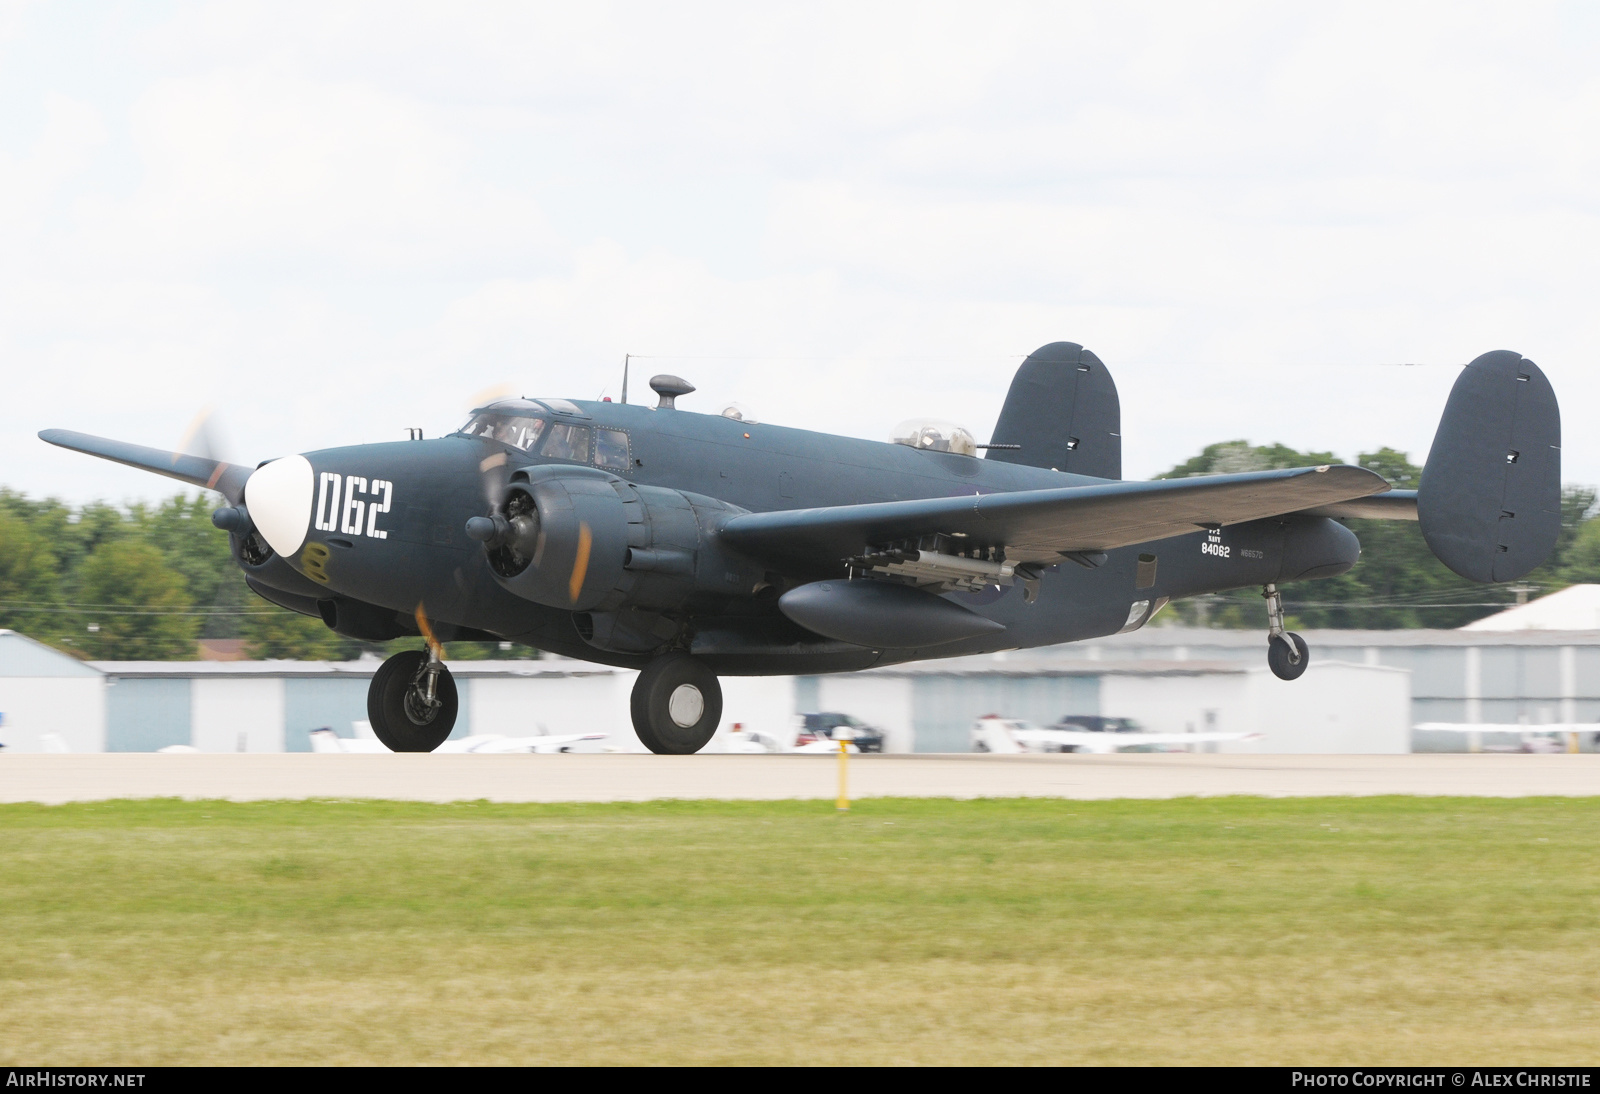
[{"xmin": 244, "ymin": 454, "xmax": 314, "ymax": 557}]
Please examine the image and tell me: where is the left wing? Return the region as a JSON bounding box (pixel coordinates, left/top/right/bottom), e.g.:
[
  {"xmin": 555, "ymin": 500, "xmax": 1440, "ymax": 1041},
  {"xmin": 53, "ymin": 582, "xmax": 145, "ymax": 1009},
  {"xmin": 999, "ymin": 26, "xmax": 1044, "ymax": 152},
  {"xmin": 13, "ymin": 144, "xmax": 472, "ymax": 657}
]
[
  {"xmin": 39, "ymin": 428, "xmax": 253, "ymax": 506},
  {"xmin": 718, "ymin": 465, "xmax": 1389, "ymax": 567}
]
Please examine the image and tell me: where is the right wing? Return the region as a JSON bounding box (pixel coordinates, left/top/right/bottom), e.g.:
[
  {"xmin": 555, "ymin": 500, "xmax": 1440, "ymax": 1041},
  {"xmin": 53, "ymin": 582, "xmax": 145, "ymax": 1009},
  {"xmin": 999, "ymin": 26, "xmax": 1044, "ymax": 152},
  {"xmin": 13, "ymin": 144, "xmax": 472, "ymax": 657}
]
[{"xmin": 719, "ymin": 464, "xmax": 1390, "ymax": 568}]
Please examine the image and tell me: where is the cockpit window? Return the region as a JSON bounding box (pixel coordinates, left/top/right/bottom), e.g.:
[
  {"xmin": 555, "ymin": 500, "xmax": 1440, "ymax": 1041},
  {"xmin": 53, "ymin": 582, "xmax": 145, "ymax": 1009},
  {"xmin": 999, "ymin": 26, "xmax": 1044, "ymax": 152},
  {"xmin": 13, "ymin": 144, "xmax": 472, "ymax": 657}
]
[
  {"xmin": 540, "ymin": 422, "xmax": 591, "ymax": 463},
  {"xmin": 538, "ymin": 397, "xmax": 586, "ymax": 417},
  {"xmin": 460, "ymin": 413, "xmax": 547, "ymax": 452},
  {"xmin": 595, "ymin": 428, "xmax": 630, "ymax": 471}
]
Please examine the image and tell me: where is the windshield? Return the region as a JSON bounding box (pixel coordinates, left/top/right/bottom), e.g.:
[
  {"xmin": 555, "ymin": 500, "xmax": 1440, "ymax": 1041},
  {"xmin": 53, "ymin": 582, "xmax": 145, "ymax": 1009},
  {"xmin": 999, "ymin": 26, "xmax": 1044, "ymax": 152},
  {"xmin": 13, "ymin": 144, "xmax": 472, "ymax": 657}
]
[{"xmin": 460, "ymin": 413, "xmax": 547, "ymax": 453}]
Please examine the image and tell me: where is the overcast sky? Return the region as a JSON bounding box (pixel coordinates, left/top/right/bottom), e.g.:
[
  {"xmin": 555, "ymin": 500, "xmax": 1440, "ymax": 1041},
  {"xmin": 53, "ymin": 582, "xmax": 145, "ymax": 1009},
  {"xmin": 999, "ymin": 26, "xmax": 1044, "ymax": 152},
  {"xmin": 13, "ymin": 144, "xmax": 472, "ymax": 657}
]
[{"xmin": 3, "ymin": 1, "xmax": 1597, "ymax": 504}]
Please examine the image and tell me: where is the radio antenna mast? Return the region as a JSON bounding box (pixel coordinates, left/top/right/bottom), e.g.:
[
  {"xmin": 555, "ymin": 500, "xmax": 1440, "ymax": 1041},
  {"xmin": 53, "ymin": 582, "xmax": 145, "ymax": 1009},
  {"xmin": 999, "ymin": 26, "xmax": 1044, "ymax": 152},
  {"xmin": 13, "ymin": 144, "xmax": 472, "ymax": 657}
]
[{"xmin": 621, "ymin": 354, "xmax": 630, "ymax": 405}]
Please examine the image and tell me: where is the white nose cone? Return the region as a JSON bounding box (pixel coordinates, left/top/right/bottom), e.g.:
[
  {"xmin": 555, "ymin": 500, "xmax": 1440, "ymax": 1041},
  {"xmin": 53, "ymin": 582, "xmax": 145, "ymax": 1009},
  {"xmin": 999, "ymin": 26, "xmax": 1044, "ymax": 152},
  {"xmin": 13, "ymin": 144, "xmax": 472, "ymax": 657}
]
[{"xmin": 245, "ymin": 454, "xmax": 314, "ymax": 557}]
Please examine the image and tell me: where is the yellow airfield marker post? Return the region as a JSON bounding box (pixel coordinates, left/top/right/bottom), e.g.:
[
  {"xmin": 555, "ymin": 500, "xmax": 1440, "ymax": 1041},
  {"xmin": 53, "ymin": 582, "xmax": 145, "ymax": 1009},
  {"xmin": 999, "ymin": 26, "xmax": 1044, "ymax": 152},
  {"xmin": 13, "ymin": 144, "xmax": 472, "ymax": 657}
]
[{"xmin": 836, "ymin": 727, "xmax": 853, "ymax": 811}]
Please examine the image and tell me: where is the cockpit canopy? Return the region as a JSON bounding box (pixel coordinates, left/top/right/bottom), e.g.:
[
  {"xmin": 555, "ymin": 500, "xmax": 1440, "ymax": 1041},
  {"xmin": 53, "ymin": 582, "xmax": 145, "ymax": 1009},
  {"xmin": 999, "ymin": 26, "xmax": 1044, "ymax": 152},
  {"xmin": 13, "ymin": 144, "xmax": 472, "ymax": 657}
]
[
  {"xmin": 459, "ymin": 397, "xmax": 587, "ymax": 451},
  {"xmin": 460, "ymin": 410, "xmax": 547, "ymax": 452},
  {"xmin": 457, "ymin": 398, "xmax": 630, "ymax": 470},
  {"xmin": 890, "ymin": 418, "xmax": 977, "ymax": 457}
]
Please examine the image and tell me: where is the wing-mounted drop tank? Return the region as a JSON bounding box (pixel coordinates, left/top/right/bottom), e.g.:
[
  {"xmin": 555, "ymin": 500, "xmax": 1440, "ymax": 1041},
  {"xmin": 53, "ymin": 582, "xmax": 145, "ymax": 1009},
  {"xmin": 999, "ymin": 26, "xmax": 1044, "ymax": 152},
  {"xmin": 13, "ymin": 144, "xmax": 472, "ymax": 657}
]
[{"xmin": 777, "ymin": 579, "xmax": 1006, "ymax": 649}]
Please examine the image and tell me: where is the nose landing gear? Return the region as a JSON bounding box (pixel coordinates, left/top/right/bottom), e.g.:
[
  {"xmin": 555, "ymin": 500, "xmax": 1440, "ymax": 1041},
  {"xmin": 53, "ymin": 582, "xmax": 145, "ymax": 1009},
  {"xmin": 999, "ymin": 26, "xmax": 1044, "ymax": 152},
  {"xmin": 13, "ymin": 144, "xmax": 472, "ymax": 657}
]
[
  {"xmin": 631, "ymin": 653, "xmax": 723, "ymax": 754},
  {"xmin": 1263, "ymin": 583, "xmax": 1309, "ymax": 681},
  {"xmin": 368, "ymin": 646, "xmax": 458, "ymax": 751}
]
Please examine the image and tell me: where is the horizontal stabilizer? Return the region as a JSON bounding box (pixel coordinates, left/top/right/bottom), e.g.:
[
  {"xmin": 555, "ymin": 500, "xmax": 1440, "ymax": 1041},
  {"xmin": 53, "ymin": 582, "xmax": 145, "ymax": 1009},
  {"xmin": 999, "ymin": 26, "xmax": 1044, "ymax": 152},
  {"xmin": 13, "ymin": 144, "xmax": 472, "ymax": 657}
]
[
  {"xmin": 720, "ymin": 464, "xmax": 1389, "ymax": 569},
  {"xmin": 1301, "ymin": 491, "xmax": 1418, "ymax": 521},
  {"xmin": 38, "ymin": 429, "xmax": 252, "ymax": 505},
  {"xmin": 1418, "ymin": 351, "xmax": 1560, "ymax": 583}
]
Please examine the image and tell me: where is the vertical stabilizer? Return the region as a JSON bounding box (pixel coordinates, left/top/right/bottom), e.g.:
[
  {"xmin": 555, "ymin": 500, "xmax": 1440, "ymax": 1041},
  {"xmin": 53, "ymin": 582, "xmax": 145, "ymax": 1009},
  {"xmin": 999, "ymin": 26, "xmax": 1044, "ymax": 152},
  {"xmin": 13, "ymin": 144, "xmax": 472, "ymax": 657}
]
[
  {"xmin": 987, "ymin": 342, "xmax": 1121, "ymax": 478},
  {"xmin": 1418, "ymin": 350, "xmax": 1561, "ymax": 583}
]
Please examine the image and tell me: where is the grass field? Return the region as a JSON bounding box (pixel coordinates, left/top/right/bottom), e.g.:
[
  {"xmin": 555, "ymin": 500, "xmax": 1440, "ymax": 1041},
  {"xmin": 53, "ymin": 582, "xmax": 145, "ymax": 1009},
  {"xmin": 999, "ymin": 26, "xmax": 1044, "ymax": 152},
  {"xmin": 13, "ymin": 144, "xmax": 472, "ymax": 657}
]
[{"xmin": 3, "ymin": 796, "xmax": 1599, "ymax": 1065}]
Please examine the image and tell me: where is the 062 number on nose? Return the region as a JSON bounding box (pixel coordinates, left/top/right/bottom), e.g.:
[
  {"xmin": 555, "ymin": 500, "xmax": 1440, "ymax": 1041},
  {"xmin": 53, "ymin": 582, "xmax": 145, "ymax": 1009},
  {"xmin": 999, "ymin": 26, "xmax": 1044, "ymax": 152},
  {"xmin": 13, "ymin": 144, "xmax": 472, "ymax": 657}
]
[{"xmin": 313, "ymin": 473, "xmax": 393, "ymax": 539}]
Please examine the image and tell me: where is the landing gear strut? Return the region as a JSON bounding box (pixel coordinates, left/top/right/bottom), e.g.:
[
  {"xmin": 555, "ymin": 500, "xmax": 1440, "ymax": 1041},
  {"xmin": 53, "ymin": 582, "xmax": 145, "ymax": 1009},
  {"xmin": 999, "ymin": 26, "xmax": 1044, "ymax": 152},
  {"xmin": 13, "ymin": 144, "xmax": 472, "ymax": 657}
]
[
  {"xmin": 1263, "ymin": 583, "xmax": 1309, "ymax": 681},
  {"xmin": 368, "ymin": 646, "xmax": 458, "ymax": 751},
  {"xmin": 631, "ymin": 653, "xmax": 722, "ymax": 754}
]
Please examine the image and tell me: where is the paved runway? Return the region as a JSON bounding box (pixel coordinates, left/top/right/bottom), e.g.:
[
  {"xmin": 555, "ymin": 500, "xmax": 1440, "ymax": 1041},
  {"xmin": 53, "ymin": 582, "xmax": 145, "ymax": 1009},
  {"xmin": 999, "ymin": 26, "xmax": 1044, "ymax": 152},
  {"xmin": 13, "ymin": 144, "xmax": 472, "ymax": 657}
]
[{"xmin": 1, "ymin": 752, "xmax": 1599, "ymax": 804}]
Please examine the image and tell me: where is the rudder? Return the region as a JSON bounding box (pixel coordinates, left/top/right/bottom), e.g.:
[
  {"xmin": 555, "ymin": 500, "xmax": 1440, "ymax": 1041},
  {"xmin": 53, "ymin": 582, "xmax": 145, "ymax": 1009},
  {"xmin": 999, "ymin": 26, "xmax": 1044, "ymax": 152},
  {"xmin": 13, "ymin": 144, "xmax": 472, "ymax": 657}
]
[{"xmin": 987, "ymin": 342, "xmax": 1121, "ymax": 478}]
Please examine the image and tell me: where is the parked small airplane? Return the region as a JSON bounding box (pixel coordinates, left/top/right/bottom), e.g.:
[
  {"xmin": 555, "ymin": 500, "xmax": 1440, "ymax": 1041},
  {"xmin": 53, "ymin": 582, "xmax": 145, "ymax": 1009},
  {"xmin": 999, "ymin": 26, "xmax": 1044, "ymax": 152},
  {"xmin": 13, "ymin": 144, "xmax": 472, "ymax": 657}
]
[
  {"xmin": 42, "ymin": 344, "xmax": 1560, "ymax": 755},
  {"xmin": 1413, "ymin": 721, "xmax": 1588, "ymax": 753},
  {"xmin": 309, "ymin": 726, "xmax": 606, "ymax": 754},
  {"xmin": 972, "ymin": 715, "xmax": 1261, "ymax": 754}
]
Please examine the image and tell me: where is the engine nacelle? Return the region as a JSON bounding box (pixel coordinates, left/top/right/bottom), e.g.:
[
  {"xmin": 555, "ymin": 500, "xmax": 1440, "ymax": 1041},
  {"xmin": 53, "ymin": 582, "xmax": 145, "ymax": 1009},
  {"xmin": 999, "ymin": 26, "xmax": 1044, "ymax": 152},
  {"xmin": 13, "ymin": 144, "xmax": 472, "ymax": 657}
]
[
  {"xmin": 471, "ymin": 465, "xmax": 763, "ymax": 652},
  {"xmin": 212, "ymin": 502, "xmax": 334, "ymax": 603}
]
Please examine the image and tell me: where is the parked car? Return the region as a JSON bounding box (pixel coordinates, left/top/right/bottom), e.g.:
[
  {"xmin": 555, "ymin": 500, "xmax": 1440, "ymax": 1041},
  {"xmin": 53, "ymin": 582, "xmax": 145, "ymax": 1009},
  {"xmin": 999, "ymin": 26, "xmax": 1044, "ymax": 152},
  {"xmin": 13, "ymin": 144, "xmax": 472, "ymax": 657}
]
[
  {"xmin": 795, "ymin": 712, "xmax": 886, "ymax": 753},
  {"xmin": 1052, "ymin": 714, "xmax": 1145, "ymax": 734}
]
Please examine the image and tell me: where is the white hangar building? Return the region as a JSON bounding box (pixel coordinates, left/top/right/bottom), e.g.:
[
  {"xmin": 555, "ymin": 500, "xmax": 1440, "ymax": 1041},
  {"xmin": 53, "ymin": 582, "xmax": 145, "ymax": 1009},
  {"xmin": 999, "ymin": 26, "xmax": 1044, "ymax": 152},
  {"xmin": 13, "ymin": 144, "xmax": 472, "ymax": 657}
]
[
  {"xmin": 0, "ymin": 631, "xmax": 106, "ymax": 753},
  {"xmin": 3, "ymin": 621, "xmax": 1600, "ymax": 755},
  {"xmin": 803, "ymin": 647, "xmax": 1410, "ymax": 754}
]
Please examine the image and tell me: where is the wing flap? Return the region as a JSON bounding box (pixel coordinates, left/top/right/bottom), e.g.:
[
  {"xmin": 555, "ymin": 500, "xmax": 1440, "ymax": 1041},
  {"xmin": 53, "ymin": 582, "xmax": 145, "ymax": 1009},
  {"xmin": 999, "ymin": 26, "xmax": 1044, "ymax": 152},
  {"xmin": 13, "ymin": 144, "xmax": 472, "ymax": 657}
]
[
  {"xmin": 39, "ymin": 429, "xmax": 252, "ymax": 505},
  {"xmin": 718, "ymin": 464, "xmax": 1389, "ymax": 568}
]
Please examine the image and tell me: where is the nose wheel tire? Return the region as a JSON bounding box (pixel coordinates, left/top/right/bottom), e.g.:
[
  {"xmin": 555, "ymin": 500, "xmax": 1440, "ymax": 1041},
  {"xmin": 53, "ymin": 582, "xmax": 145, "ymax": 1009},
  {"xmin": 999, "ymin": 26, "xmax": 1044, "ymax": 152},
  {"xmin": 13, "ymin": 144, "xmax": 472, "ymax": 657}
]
[
  {"xmin": 631, "ymin": 653, "xmax": 722, "ymax": 754},
  {"xmin": 368, "ymin": 649, "xmax": 458, "ymax": 752},
  {"xmin": 1267, "ymin": 632, "xmax": 1310, "ymax": 681}
]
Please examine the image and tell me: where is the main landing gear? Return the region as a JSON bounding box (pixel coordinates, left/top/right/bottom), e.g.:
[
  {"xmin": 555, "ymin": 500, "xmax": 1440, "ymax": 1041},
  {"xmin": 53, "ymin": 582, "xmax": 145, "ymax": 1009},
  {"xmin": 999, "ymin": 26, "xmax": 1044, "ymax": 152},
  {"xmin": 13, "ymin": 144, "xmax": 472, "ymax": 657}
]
[
  {"xmin": 368, "ymin": 646, "xmax": 458, "ymax": 752},
  {"xmin": 631, "ymin": 653, "xmax": 723, "ymax": 754},
  {"xmin": 1262, "ymin": 583, "xmax": 1309, "ymax": 681}
]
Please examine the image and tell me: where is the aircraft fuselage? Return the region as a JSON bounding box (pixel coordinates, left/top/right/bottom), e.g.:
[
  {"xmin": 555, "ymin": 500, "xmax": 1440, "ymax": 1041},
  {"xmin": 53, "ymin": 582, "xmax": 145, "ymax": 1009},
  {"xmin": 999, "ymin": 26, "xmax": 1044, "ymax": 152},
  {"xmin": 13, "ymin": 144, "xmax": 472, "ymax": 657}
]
[{"xmin": 239, "ymin": 399, "xmax": 1358, "ymax": 673}]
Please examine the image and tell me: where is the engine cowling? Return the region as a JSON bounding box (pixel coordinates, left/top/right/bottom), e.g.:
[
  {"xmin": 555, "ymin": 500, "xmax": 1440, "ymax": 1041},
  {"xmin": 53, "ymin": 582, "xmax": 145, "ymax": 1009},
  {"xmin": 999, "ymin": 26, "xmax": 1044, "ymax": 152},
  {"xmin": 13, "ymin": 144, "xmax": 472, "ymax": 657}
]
[{"xmin": 467, "ymin": 465, "xmax": 763, "ymax": 652}]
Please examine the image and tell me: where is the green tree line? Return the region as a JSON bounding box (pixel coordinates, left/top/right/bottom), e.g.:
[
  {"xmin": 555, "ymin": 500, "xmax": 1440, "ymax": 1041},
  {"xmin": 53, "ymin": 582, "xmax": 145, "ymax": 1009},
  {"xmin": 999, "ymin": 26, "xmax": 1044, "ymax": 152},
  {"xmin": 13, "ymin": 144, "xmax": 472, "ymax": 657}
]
[
  {"xmin": 0, "ymin": 490, "xmax": 528, "ymax": 660},
  {"xmin": 3, "ymin": 442, "xmax": 1599, "ymax": 659}
]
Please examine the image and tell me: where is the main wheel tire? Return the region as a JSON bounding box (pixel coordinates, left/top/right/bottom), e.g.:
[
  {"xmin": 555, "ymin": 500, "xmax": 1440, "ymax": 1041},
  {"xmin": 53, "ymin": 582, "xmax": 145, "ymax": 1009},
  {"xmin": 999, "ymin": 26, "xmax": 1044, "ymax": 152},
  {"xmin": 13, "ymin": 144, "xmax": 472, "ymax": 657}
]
[
  {"xmin": 631, "ymin": 653, "xmax": 722, "ymax": 755},
  {"xmin": 368, "ymin": 649, "xmax": 458, "ymax": 752},
  {"xmin": 1267, "ymin": 632, "xmax": 1310, "ymax": 681}
]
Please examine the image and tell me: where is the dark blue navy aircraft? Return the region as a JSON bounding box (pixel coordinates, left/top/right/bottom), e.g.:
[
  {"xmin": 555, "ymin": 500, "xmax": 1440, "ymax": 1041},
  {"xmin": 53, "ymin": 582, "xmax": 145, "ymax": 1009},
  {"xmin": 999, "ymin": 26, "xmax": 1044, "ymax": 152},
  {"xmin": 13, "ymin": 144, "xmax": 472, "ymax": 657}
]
[{"xmin": 42, "ymin": 343, "xmax": 1560, "ymax": 754}]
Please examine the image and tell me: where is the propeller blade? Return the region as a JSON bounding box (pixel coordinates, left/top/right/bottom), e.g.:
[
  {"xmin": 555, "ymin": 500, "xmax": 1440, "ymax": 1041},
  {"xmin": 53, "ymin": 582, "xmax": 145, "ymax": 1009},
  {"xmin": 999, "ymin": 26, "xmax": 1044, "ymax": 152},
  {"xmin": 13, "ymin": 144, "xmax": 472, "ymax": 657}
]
[
  {"xmin": 568, "ymin": 522, "xmax": 591, "ymax": 604},
  {"xmin": 176, "ymin": 405, "xmax": 233, "ymax": 468},
  {"xmin": 414, "ymin": 604, "xmax": 443, "ymax": 659},
  {"xmin": 478, "ymin": 450, "xmax": 508, "ymax": 508}
]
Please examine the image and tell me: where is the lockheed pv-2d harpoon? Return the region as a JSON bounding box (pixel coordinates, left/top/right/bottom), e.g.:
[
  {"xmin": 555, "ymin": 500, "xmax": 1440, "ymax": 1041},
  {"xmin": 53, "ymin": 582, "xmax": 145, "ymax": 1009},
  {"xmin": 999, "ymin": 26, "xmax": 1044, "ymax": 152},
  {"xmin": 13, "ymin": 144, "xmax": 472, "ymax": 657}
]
[{"xmin": 42, "ymin": 343, "xmax": 1561, "ymax": 754}]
